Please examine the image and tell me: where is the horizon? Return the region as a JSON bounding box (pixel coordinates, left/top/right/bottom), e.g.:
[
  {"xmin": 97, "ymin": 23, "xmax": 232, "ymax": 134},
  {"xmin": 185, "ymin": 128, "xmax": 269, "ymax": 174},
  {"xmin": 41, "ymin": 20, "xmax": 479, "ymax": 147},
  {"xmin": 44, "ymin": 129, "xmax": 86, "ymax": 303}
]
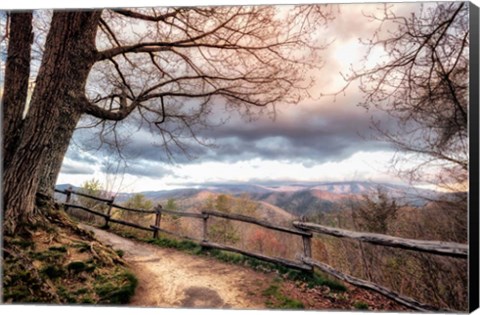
[{"xmin": 56, "ymin": 178, "xmax": 442, "ymax": 195}]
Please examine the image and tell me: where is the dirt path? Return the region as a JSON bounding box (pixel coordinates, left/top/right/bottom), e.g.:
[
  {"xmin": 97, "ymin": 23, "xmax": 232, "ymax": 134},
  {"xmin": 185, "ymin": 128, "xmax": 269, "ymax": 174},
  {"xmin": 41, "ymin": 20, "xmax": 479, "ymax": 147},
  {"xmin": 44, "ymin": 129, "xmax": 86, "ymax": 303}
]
[{"xmin": 81, "ymin": 225, "xmax": 273, "ymax": 309}]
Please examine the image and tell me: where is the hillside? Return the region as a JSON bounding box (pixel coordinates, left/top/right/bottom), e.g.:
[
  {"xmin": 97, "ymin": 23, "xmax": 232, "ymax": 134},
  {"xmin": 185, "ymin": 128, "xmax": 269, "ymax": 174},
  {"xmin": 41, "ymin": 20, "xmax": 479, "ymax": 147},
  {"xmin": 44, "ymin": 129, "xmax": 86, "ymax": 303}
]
[
  {"xmin": 57, "ymin": 181, "xmax": 438, "ymax": 218},
  {"xmin": 3, "ymin": 196, "xmax": 137, "ymax": 304}
]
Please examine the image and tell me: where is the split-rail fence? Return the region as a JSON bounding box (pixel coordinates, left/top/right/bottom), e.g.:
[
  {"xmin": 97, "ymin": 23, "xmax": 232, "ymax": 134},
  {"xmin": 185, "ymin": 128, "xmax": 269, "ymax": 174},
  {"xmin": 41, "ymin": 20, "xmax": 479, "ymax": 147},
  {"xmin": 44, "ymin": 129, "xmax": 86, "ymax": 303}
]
[{"xmin": 54, "ymin": 187, "xmax": 468, "ymax": 312}]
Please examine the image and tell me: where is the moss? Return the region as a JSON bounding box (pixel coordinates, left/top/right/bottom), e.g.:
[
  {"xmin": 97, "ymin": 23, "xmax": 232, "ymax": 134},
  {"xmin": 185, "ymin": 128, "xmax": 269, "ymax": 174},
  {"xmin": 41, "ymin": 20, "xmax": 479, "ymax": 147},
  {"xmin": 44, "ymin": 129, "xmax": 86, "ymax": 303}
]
[
  {"xmin": 3, "ymin": 287, "xmax": 31, "ymax": 301},
  {"xmin": 3, "ymin": 203, "xmax": 139, "ymax": 306},
  {"xmin": 85, "ymin": 263, "xmax": 97, "ymax": 273},
  {"xmin": 285, "ymin": 270, "xmax": 346, "ymax": 292},
  {"xmin": 72, "ymin": 242, "xmax": 90, "ymax": 253},
  {"xmin": 9, "ymin": 239, "xmax": 35, "ymax": 249},
  {"xmin": 80, "ymin": 297, "xmax": 95, "ymax": 304},
  {"xmin": 8, "ymin": 270, "xmax": 33, "ymax": 283},
  {"xmin": 353, "ymin": 301, "xmax": 369, "ymax": 310},
  {"xmin": 146, "ymin": 237, "xmax": 202, "ymax": 255},
  {"xmin": 31, "ymin": 250, "xmax": 65, "ymax": 262},
  {"xmin": 41, "ymin": 265, "xmax": 66, "ymax": 279},
  {"xmin": 95, "ymin": 271, "xmax": 138, "ymax": 304},
  {"xmin": 57, "ymin": 286, "xmax": 78, "ymax": 303},
  {"xmin": 49, "ymin": 245, "xmax": 68, "ymax": 252},
  {"xmin": 67, "ymin": 261, "xmax": 87, "ymax": 273},
  {"xmin": 115, "ymin": 249, "xmax": 125, "ymax": 257},
  {"xmin": 73, "ymin": 287, "xmax": 89, "ymax": 295}
]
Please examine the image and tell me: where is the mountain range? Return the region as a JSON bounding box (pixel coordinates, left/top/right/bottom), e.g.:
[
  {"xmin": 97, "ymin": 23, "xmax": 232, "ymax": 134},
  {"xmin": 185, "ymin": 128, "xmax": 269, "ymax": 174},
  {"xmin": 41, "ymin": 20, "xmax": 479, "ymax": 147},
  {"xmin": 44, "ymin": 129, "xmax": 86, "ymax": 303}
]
[{"xmin": 56, "ymin": 181, "xmax": 438, "ymax": 218}]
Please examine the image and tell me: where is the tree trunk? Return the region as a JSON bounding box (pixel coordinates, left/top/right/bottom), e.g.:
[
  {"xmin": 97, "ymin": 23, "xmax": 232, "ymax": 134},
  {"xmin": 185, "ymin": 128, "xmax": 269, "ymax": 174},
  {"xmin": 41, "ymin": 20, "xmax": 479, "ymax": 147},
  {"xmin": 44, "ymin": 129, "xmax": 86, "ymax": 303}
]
[
  {"xmin": 37, "ymin": 110, "xmax": 83, "ymax": 195},
  {"xmin": 2, "ymin": 11, "xmax": 101, "ymax": 235},
  {"xmin": 1, "ymin": 11, "xmax": 33, "ymax": 169}
]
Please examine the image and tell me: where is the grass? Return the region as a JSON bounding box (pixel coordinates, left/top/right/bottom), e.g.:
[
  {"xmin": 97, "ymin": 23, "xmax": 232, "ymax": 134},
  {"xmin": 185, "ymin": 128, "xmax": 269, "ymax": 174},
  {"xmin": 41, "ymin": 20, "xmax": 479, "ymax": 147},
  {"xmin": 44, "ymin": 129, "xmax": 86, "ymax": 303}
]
[
  {"xmin": 353, "ymin": 301, "xmax": 369, "ymax": 310},
  {"xmin": 283, "ymin": 269, "xmax": 347, "ymax": 292},
  {"xmin": 94, "ymin": 272, "xmax": 138, "ymax": 304},
  {"xmin": 263, "ymin": 282, "xmax": 304, "ymax": 309}
]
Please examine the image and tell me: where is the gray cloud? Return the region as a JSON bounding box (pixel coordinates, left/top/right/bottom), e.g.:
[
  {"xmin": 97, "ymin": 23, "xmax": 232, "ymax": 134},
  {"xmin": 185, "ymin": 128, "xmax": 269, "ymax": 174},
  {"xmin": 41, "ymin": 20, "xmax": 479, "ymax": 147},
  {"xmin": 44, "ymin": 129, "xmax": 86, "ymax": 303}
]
[
  {"xmin": 100, "ymin": 160, "xmax": 174, "ymax": 179},
  {"xmin": 65, "ymin": 148, "xmax": 98, "ymax": 165},
  {"xmin": 182, "ymin": 99, "xmax": 396, "ymax": 165},
  {"xmin": 62, "ymin": 4, "xmax": 406, "ymax": 179},
  {"xmin": 65, "ymin": 93, "xmax": 396, "ymax": 180},
  {"xmin": 60, "ymin": 163, "xmax": 95, "ymax": 175}
]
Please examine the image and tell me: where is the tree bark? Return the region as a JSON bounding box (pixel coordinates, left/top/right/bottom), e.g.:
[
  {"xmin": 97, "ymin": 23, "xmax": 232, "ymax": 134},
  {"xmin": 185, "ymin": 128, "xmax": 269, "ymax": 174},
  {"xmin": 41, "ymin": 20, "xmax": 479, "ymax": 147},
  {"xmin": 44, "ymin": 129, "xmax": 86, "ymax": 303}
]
[
  {"xmin": 37, "ymin": 110, "xmax": 83, "ymax": 195},
  {"xmin": 2, "ymin": 11, "xmax": 102, "ymax": 235},
  {"xmin": 1, "ymin": 11, "xmax": 33, "ymax": 169}
]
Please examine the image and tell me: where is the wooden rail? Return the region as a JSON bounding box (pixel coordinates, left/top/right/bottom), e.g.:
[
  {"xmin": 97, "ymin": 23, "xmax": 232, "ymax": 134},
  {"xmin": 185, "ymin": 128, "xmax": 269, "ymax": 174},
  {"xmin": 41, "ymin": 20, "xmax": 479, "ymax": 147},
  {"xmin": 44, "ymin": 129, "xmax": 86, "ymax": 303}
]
[
  {"xmin": 293, "ymin": 221, "xmax": 468, "ymax": 259},
  {"xmin": 109, "ymin": 217, "xmax": 154, "ymax": 232},
  {"xmin": 69, "ymin": 189, "xmax": 113, "ymax": 203},
  {"xmin": 301, "ymin": 257, "xmax": 452, "ymax": 312},
  {"xmin": 55, "ymin": 187, "xmax": 466, "ymax": 312},
  {"xmin": 203, "ymin": 210, "xmax": 312, "ymax": 237},
  {"xmin": 64, "ymin": 203, "xmax": 109, "ymax": 219},
  {"xmin": 163, "ymin": 208, "xmax": 204, "ymax": 219},
  {"xmin": 56, "ymin": 188, "xmax": 313, "ymax": 272},
  {"xmin": 114, "ymin": 203, "xmax": 156, "ymax": 214},
  {"xmin": 201, "ymin": 240, "xmax": 312, "ymax": 272}
]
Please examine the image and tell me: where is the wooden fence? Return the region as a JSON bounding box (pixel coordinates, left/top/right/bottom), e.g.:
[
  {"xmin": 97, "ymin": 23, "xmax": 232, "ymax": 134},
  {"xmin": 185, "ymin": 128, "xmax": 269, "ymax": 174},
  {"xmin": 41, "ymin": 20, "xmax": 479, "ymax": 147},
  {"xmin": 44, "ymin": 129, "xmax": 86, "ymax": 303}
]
[{"xmin": 54, "ymin": 187, "xmax": 467, "ymax": 312}]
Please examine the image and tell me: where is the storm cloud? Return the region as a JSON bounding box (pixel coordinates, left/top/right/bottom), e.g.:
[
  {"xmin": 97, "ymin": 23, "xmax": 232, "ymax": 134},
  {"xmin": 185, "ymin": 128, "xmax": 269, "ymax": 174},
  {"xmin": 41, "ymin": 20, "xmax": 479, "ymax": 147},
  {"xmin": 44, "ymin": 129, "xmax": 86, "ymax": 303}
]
[
  {"xmin": 64, "ymin": 93, "xmax": 397, "ymax": 180},
  {"xmin": 100, "ymin": 159, "xmax": 174, "ymax": 179},
  {"xmin": 60, "ymin": 162, "xmax": 95, "ymax": 175},
  {"xmin": 57, "ymin": 2, "xmax": 410, "ymax": 188}
]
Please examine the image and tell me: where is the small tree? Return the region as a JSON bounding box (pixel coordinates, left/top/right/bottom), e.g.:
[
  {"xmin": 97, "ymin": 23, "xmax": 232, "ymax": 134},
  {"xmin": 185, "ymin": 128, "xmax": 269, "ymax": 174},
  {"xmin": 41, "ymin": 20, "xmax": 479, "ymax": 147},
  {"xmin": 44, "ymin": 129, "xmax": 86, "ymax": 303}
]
[
  {"xmin": 249, "ymin": 227, "xmax": 286, "ymax": 257},
  {"xmin": 350, "ymin": 187, "xmax": 400, "ymax": 282},
  {"xmin": 119, "ymin": 193, "xmax": 153, "ymax": 226},
  {"xmin": 204, "ymin": 194, "xmax": 239, "ymax": 245},
  {"xmin": 353, "ymin": 187, "xmax": 399, "ymax": 234},
  {"xmin": 163, "ymin": 198, "xmax": 182, "ymax": 232},
  {"xmin": 77, "ymin": 179, "xmax": 105, "ymax": 209},
  {"xmin": 70, "ymin": 178, "xmax": 108, "ymax": 223}
]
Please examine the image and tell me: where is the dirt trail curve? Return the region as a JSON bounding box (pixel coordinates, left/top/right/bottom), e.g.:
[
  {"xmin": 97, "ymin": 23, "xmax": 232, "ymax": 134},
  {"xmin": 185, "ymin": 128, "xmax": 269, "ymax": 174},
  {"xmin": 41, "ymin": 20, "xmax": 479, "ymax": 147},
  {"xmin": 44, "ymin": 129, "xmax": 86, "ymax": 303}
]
[{"xmin": 81, "ymin": 225, "xmax": 273, "ymax": 309}]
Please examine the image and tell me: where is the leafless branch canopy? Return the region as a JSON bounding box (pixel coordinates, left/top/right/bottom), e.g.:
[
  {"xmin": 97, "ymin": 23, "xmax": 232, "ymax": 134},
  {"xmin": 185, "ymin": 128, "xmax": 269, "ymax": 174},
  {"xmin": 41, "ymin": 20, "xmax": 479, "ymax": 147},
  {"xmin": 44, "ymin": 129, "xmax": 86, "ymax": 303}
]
[
  {"xmin": 77, "ymin": 5, "xmax": 334, "ymax": 160},
  {"xmin": 341, "ymin": 3, "xmax": 468, "ymax": 189}
]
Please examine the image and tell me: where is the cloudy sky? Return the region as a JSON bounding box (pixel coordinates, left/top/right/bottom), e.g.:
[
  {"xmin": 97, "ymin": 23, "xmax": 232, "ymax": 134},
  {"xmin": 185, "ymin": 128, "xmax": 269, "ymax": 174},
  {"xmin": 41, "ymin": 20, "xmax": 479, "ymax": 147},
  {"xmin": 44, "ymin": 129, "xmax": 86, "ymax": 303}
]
[{"xmin": 52, "ymin": 1, "xmax": 426, "ymax": 193}]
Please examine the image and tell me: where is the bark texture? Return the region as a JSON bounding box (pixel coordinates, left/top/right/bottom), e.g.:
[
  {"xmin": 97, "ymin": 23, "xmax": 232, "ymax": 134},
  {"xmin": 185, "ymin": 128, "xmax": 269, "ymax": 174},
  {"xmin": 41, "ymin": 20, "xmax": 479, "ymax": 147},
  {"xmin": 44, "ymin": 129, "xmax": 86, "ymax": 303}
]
[
  {"xmin": 2, "ymin": 11, "xmax": 101, "ymax": 234},
  {"xmin": 37, "ymin": 110, "xmax": 83, "ymax": 195},
  {"xmin": 2, "ymin": 12, "xmax": 33, "ymax": 168}
]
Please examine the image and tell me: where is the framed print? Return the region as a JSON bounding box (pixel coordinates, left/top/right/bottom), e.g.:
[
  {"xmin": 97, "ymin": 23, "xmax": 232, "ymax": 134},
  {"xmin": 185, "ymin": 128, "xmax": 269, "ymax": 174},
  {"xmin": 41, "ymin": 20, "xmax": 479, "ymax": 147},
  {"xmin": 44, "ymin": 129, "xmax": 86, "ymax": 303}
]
[{"xmin": 1, "ymin": 0, "xmax": 479, "ymax": 313}]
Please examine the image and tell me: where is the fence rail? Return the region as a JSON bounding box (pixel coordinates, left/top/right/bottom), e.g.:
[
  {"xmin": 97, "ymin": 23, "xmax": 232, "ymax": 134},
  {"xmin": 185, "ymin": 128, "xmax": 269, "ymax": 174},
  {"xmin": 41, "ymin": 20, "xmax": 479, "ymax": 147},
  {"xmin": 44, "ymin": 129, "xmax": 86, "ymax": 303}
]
[
  {"xmin": 201, "ymin": 240, "xmax": 312, "ymax": 271},
  {"xmin": 293, "ymin": 221, "xmax": 468, "ymax": 258},
  {"xmin": 54, "ymin": 187, "xmax": 467, "ymax": 312},
  {"xmin": 114, "ymin": 203, "xmax": 156, "ymax": 214},
  {"xmin": 301, "ymin": 257, "xmax": 452, "ymax": 312},
  {"xmin": 203, "ymin": 210, "xmax": 312, "ymax": 237}
]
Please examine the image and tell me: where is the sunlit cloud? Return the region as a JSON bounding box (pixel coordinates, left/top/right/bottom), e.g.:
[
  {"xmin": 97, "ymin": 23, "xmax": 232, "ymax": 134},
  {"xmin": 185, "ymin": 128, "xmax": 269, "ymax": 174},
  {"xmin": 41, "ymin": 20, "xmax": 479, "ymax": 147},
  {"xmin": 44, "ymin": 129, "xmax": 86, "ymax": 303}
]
[{"xmin": 57, "ymin": 2, "xmax": 431, "ymax": 192}]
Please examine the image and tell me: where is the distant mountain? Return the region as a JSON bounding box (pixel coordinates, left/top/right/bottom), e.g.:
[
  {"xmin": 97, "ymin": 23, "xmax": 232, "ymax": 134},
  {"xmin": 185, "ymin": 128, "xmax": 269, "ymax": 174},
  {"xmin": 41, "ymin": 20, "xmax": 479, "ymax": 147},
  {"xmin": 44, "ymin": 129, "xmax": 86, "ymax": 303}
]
[
  {"xmin": 256, "ymin": 181, "xmax": 439, "ymax": 216},
  {"xmin": 56, "ymin": 181, "xmax": 439, "ymax": 218}
]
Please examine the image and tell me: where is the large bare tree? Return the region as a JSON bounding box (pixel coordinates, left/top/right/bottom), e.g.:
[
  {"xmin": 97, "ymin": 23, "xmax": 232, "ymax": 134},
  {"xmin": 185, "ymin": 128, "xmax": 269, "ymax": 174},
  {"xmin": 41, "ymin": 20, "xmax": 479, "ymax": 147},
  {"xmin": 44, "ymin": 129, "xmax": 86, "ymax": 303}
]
[
  {"xmin": 343, "ymin": 2, "xmax": 469, "ymax": 191},
  {"xmin": 1, "ymin": 5, "xmax": 333, "ymax": 234}
]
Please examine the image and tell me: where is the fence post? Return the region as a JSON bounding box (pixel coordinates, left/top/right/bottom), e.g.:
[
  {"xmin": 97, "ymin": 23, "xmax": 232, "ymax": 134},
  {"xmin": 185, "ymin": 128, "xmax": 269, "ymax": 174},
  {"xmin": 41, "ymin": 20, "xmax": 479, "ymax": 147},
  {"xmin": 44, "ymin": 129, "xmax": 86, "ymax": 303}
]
[
  {"xmin": 202, "ymin": 213, "xmax": 209, "ymax": 242},
  {"xmin": 153, "ymin": 204, "xmax": 163, "ymax": 239},
  {"xmin": 103, "ymin": 196, "xmax": 115, "ymax": 229},
  {"xmin": 299, "ymin": 216, "xmax": 313, "ymax": 272},
  {"xmin": 64, "ymin": 186, "xmax": 73, "ymax": 211}
]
